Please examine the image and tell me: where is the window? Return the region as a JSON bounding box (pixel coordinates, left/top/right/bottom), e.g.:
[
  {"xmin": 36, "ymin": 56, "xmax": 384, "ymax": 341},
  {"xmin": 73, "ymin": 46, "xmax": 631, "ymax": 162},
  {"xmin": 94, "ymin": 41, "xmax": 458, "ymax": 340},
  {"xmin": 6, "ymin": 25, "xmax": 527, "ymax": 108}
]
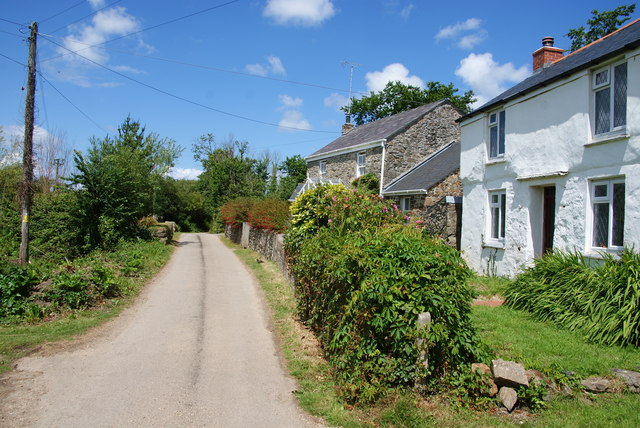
[
  {"xmin": 593, "ymin": 62, "xmax": 627, "ymax": 136},
  {"xmin": 356, "ymin": 152, "xmax": 366, "ymax": 177},
  {"xmin": 488, "ymin": 110, "xmax": 505, "ymax": 159},
  {"xmin": 400, "ymin": 197, "xmax": 411, "ymax": 212},
  {"xmin": 488, "ymin": 190, "xmax": 506, "ymax": 241},
  {"xmin": 319, "ymin": 160, "xmax": 327, "ymax": 177},
  {"xmin": 591, "ymin": 179, "xmax": 625, "ymax": 249}
]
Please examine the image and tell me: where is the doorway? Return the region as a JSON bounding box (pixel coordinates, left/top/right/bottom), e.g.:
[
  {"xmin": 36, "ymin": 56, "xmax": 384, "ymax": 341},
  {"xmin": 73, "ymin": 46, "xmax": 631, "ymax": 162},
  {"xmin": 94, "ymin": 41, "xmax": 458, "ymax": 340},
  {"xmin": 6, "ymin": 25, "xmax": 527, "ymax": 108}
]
[{"xmin": 542, "ymin": 186, "xmax": 556, "ymax": 254}]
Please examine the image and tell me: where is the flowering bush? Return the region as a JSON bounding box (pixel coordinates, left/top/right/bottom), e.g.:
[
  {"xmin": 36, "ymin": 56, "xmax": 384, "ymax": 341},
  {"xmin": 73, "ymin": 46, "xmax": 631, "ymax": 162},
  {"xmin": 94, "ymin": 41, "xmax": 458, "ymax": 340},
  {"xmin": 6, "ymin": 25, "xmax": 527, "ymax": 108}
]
[
  {"xmin": 220, "ymin": 197, "xmax": 257, "ymax": 228},
  {"xmin": 247, "ymin": 199, "xmax": 290, "ymax": 232},
  {"xmin": 285, "ymin": 184, "xmax": 482, "ymax": 402},
  {"xmin": 221, "ymin": 197, "xmax": 290, "ymax": 232}
]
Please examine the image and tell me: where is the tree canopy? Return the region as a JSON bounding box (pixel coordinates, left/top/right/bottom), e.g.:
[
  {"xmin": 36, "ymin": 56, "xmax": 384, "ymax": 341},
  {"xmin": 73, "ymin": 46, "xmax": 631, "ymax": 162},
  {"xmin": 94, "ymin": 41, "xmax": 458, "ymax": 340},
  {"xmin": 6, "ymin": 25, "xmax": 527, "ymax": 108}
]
[
  {"xmin": 342, "ymin": 81, "xmax": 475, "ymax": 125},
  {"xmin": 567, "ymin": 4, "xmax": 637, "ymax": 51}
]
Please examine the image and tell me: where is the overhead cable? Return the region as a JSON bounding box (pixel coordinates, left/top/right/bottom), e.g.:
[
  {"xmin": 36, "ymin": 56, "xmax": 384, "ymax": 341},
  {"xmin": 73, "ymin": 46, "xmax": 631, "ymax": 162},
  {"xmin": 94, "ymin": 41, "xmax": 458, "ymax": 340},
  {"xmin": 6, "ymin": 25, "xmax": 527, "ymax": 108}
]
[{"xmin": 41, "ymin": 34, "xmax": 338, "ymax": 134}]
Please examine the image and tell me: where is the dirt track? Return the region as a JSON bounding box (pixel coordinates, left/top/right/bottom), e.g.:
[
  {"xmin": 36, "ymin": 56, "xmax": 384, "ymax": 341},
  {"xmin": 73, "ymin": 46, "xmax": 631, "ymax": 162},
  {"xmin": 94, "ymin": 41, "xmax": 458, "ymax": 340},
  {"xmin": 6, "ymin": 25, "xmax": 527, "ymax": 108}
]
[{"xmin": 0, "ymin": 233, "xmax": 322, "ymax": 427}]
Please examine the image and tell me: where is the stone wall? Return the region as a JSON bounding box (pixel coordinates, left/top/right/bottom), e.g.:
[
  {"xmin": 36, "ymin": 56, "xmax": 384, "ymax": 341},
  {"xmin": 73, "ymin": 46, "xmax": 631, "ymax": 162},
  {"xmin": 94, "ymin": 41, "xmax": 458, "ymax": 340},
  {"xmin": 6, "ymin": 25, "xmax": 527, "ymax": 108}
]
[
  {"xmin": 224, "ymin": 224, "xmax": 292, "ymax": 283},
  {"xmin": 384, "ymin": 104, "xmax": 461, "ymax": 186},
  {"xmin": 388, "ymin": 171, "xmax": 463, "ymax": 249},
  {"xmin": 307, "ymin": 146, "xmax": 383, "ymax": 185},
  {"xmin": 421, "ymin": 197, "xmax": 463, "ymax": 250}
]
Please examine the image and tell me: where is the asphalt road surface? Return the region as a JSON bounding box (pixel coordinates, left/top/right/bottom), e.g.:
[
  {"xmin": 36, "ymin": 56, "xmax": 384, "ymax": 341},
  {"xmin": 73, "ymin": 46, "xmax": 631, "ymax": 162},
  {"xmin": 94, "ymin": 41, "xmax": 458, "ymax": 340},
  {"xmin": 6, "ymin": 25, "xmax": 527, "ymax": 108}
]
[{"xmin": 1, "ymin": 233, "xmax": 323, "ymax": 427}]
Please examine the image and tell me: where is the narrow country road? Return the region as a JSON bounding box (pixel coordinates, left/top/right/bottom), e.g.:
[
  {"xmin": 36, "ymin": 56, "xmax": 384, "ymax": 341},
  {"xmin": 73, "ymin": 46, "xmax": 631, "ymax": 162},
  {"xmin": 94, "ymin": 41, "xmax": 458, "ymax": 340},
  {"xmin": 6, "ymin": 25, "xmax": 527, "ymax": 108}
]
[{"xmin": 0, "ymin": 233, "xmax": 322, "ymax": 427}]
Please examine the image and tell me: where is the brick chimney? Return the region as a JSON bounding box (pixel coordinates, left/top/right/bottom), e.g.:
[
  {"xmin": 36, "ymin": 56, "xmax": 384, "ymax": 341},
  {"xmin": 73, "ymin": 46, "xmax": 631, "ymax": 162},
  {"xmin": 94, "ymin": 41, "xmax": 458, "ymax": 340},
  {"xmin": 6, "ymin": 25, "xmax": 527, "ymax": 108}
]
[
  {"xmin": 532, "ymin": 37, "xmax": 564, "ymax": 71},
  {"xmin": 341, "ymin": 113, "xmax": 354, "ymax": 135}
]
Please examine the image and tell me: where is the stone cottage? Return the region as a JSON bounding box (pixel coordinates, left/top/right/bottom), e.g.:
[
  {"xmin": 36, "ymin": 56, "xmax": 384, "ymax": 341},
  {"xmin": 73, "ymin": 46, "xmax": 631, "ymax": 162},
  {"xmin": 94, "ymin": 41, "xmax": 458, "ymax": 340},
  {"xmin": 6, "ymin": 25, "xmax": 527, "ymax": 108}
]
[{"xmin": 303, "ymin": 99, "xmax": 464, "ymax": 247}]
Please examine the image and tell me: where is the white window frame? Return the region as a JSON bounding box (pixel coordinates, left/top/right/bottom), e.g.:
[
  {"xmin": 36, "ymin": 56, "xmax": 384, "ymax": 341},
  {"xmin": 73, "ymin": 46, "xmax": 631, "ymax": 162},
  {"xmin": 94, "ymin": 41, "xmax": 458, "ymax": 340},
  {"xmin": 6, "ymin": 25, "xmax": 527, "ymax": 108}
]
[
  {"xmin": 356, "ymin": 152, "xmax": 366, "ymax": 177},
  {"xmin": 487, "ymin": 190, "xmax": 506, "ymax": 243},
  {"xmin": 488, "ymin": 110, "xmax": 506, "ymax": 159},
  {"xmin": 592, "ymin": 60, "xmax": 627, "ymax": 137},
  {"xmin": 319, "ymin": 160, "xmax": 327, "ymax": 177},
  {"xmin": 589, "ymin": 178, "xmax": 625, "ymax": 250},
  {"xmin": 400, "ymin": 196, "xmax": 411, "ymax": 212}
]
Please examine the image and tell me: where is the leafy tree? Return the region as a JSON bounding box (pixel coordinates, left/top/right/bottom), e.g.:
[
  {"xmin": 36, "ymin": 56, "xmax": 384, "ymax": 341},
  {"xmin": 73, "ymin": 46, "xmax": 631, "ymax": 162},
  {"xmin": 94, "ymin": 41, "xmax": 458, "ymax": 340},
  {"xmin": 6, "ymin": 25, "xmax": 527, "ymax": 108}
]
[
  {"xmin": 154, "ymin": 178, "xmax": 210, "ymax": 231},
  {"xmin": 275, "ymin": 154, "xmax": 307, "ymax": 200},
  {"xmin": 567, "ymin": 4, "xmax": 636, "ymax": 51},
  {"xmin": 342, "ymin": 81, "xmax": 475, "ymax": 125},
  {"xmin": 195, "ymin": 133, "xmax": 269, "ymax": 230},
  {"xmin": 71, "ymin": 117, "xmax": 181, "ymax": 248}
]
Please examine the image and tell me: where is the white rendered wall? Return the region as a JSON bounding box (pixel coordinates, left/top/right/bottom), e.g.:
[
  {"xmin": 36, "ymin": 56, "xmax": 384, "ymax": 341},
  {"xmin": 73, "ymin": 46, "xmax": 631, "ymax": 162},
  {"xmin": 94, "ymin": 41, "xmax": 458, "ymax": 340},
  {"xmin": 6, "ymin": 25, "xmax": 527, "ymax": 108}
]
[{"xmin": 460, "ymin": 48, "xmax": 640, "ymax": 277}]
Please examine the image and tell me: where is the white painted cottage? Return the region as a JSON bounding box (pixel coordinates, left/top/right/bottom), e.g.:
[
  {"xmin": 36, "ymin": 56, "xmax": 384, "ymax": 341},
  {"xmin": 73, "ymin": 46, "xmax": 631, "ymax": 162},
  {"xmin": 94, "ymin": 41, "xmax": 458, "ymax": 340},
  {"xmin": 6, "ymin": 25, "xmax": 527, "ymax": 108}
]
[{"xmin": 459, "ymin": 19, "xmax": 640, "ymax": 277}]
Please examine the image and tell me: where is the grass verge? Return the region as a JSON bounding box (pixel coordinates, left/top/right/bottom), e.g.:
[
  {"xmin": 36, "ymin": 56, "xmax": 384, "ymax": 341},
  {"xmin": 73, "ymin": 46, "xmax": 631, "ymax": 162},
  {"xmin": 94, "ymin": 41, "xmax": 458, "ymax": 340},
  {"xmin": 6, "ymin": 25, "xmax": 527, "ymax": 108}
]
[{"xmin": 0, "ymin": 239, "xmax": 174, "ymax": 373}]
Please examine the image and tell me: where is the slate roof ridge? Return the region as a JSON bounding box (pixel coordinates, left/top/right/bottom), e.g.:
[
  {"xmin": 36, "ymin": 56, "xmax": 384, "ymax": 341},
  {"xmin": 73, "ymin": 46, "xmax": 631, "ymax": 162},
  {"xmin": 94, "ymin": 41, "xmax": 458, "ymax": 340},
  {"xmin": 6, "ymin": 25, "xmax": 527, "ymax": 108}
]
[
  {"xmin": 382, "ymin": 140, "xmax": 460, "ymax": 193},
  {"xmin": 308, "ymin": 98, "xmax": 454, "ymax": 158},
  {"xmin": 566, "ymin": 17, "xmax": 640, "ymax": 59},
  {"xmin": 460, "ymin": 18, "xmax": 640, "ymax": 121}
]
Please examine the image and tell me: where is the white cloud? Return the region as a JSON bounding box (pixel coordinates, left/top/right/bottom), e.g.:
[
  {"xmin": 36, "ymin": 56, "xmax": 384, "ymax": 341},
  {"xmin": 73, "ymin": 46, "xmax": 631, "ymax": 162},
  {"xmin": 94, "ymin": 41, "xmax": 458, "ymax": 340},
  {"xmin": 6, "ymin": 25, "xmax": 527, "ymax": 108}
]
[
  {"xmin": 455, "ymin": 52, "xmax": 530, "ymax": 107},
  {"xmin": 323, "ymin": 93, "xmax": 349, "ymax": 111},
  {"xmin": 168, "ymin": 167, "xmax": 202, "ymax": 180},
  {"xmin": 267, "ymin": 56, "xmax": 285, "ymax": 75},
  {"xmin": 88, "ymin": 0, "xmax": 105, "ymax": 9},
  {"xmin": 365, "ymin": 63, "xmax": 424, "ymax": 92},
  {"xmin": 51, "ymin": 6, "xmax": 149, "ymax": 86},
  {"xmin": 278, "ymin": 110, "xmax": 311, "ymax": 131},
  {"xmin": 264, "ymin": 0, "xmax": 336, "ymax": 26},
  {"xmin": 435, "ymin": 18, "xmax": 486, "ymax": 50},
  {"xmin": 1, "ymin": 125, "xmax": 51, "ymax": 165},
  {"xmin": 279, "ymin": 94, "xmax": 303, "ymax": 108},
  {"xmin": 245, "ymin": 55, "xmax": 286, "ymax": 76},
  {"xmin": 400, "ymin": 4, "xmax": 414, "ymax": 20}
]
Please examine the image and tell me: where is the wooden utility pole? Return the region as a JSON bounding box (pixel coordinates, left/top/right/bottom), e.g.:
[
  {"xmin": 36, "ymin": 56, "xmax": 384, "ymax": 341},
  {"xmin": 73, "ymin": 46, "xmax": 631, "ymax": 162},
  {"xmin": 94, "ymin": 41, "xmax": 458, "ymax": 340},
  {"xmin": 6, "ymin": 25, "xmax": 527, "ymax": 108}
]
[{"xmin": 19, "ymin": 22, "xmax": 37, "ymax": 265}]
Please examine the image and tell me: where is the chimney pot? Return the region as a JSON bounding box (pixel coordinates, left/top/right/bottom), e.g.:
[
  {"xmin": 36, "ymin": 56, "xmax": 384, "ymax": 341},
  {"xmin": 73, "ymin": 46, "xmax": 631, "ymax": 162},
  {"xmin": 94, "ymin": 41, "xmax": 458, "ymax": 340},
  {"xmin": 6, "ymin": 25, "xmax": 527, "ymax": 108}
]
[{"xmin": 533, "ymin": 36, "xmax": 564, "ymax": 72}]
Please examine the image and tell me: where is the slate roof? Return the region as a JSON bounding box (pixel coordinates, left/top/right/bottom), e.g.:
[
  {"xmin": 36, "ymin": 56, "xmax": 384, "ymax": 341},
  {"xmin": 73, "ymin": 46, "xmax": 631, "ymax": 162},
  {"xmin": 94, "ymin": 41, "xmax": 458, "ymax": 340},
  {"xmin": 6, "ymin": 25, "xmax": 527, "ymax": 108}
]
[
  {"xmin": 462, "ymin": 18, "xmax": 640, "ymax": 120},
  {"xmin": 383, "ymin": 141, "xmax": 460, "ymax": 194},
  {"xmin": 308, "ymin": 99, "xmax": 454, "ymax": 158}
]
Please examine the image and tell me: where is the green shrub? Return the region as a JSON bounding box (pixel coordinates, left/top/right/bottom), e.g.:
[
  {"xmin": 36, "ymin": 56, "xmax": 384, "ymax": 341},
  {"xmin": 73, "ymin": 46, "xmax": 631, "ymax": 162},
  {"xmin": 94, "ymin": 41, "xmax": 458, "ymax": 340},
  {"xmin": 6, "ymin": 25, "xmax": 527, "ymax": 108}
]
[
  {"xmin": 286, "ymin": 185, "xmax": 482, "ymax": 402},
  {"xmin": 46, "ymin": 269, "xmax": 92, "ymax": 310},
  {"xmin": 351, "ymin": 173, "xmax": 380, "ymax": 194},
  {"xmin": 0, "ymin": 266, "xmax": 39, "ymax": 318},
  {"xmin": 504, "ymin": 248, "xmax": 640, "ymax": 347}
]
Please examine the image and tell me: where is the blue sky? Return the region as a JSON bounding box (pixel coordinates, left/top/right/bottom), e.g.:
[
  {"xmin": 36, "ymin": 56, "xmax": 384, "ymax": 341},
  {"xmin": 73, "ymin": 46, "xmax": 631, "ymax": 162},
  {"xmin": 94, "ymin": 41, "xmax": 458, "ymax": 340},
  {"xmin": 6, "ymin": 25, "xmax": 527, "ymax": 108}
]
[{"xmin": 1, "ymin": 0, "xmax": 636, "ymax": 179}]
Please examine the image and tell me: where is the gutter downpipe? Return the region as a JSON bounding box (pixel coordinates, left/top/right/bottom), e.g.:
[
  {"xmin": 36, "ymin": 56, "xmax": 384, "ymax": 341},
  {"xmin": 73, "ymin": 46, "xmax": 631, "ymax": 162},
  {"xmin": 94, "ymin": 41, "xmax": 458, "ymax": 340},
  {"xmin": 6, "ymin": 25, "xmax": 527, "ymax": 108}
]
[{"xmin": 379, "ymin": 139, "xmax": 387, "ymax": 196}]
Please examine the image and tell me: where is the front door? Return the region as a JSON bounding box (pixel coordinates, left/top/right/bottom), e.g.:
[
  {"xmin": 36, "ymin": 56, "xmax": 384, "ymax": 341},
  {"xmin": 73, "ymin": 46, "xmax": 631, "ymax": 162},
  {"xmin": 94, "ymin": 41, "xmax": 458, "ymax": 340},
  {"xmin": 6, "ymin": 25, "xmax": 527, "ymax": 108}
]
[{"xmin": 542, "ymin": 186, "xmax": 556, "ymax": 254}]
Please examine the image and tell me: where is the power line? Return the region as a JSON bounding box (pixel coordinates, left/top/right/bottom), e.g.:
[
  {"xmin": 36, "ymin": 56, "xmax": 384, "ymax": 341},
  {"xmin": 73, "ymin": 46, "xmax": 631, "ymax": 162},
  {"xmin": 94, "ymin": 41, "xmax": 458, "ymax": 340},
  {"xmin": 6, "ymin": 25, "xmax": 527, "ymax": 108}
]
[
  {"xmin": 0, "ymin": 29, "xmax": 27, "ymax": 39},
  {"xmin": 39, "ymin": 0, "xmax": 86, "ymax": 25},
  {"xmin": 0, "ymin": 17, "xmax": 26, "ymax": 27},
  {"xmin": 49, "ymin": 0, "xmax": 124, "ymax": 34},
  {"xmin": 38, "ymin": 33, "xmax": 366, "ymax": 95},
  {"xmin": 0, "ymin": 51, "xmax": 26, "ymax": 67},
  {"xmin": 40, "ymin": 34, "xmax": 338, "ymax": 134},
  {"xmin": 42, "ymin": 0, "xmax": 242, "ymax": 62},
  {"xmin": 37, "ymin": 70, "xmax": 108, "ymax": 133}
]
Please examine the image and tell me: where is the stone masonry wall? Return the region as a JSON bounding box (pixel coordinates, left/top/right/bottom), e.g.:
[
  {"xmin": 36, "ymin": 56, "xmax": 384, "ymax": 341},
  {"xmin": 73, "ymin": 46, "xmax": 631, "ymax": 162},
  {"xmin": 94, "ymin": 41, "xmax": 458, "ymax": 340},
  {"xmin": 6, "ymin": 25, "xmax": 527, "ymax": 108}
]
[
  {"xmin": 384, "ymin": 104, "xmax": 461, "ymax": 186},
  {"xmin": 307, "ymin": 146, "xmax": 383, "ymax": 185},
  {"xmin": 388, "ymin": 171, "xmax": 463, "ymax": 249}
]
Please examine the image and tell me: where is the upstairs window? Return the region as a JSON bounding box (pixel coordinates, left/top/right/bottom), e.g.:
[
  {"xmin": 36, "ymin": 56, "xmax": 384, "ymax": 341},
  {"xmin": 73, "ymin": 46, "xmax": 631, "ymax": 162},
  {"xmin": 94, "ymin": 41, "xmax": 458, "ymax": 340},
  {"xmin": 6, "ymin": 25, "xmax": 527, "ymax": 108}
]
[
  {"xmin": 591, "ymin": 179, "xmax": 625, "ymax": 249},
  {"xmin": 356, "ymin": 152, "xmax": 366, "ymax": 177},
  {"xmin": 488, "ymin": 110, "xmax": 506, "ymax": 159},
  {"xmin": 488, "ymin": 190, "xmax": 506, "ymax": 241},
  {"xmin": 319, "ymin": 160, "xmax": 327, "ymax": 177},
  {"xmin": 593, "ymin": 62, "xmax": 627, "ymax": 136}
]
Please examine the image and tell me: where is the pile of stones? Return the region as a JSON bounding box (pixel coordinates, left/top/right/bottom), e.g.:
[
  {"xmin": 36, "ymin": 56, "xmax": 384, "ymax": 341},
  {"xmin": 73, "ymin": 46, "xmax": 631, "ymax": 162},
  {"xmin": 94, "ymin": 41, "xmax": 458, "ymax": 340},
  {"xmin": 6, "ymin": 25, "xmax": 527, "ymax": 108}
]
[{"xmin": 471, "ymin": 359, "xmax": 640, "ymax": 412}]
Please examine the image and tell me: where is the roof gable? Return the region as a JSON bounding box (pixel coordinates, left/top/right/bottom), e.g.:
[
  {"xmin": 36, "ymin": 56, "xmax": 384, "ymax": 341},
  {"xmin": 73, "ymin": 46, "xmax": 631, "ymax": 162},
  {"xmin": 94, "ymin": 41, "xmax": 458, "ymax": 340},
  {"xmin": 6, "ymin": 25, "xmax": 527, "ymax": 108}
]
[
  {"xmin": 463, "ymin": 18, "xmax": 640, "ymax": 120},
  {"xmin": 309, "ymin": 99, "xmax": 455, "ymax": 158},
  {"xmin": 383, "ymin": 141, "xmax": 460, "ymax": 194}
]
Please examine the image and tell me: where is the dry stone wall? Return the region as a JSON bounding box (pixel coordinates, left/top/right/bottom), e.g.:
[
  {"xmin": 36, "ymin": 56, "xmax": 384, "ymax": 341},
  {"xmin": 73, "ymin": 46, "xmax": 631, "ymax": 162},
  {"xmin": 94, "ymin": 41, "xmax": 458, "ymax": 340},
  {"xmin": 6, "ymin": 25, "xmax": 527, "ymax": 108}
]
[{"xmin": 307, "ymin": 146, "xmax": 383, "ymax": 185}]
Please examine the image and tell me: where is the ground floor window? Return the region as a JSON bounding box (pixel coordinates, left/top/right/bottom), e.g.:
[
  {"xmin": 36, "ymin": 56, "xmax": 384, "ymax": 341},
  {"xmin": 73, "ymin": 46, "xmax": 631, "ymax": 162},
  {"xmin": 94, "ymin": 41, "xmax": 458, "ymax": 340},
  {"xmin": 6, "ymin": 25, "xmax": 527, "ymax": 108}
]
[
  {"xmin": 591, "ymin": 178, "xmax": 625, "ymax": 249},
  {"xmin": 400, "ymin": 196, "xmax": 411, "ymax": 212},
  {"xmin": 488, "ymin": 190, "xmax": 506, "ymax": 241}
]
